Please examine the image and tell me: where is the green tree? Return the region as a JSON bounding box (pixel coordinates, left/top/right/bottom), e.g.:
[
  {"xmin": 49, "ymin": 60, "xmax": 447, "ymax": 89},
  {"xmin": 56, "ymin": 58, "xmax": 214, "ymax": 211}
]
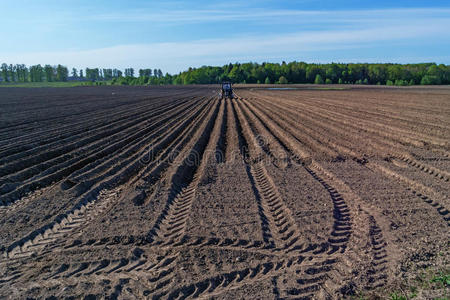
[
  {"xmin": 278, "ymin": 76, "xmax": 288, "ymax": 84},
  {"xmin": 29, "ymin": 64, "xmax": 44, "ymax": 82},
  {"xmin": 228, "ymin": 65, "xmax": 244, "ymax": 83},
  {"xmin": 306, "ymin": 65, "xmax": 321, "ymax": 83},
  {"xmin": 1, "ymin": 61, "xmax": 448, "ymax": 86},
  {"xmin": 102, "ymin": 69, "xmax": 113, "ymax": 80},
  {"xmin": 86, "ymin": 68, "xmax": 100, "ymax": 81},
  {"xmin": 421, "ymin": 75, "xmax": 441, "ymax": 85},
  {"xmin": 1, "ymin": 63, "xmax": 8, "ymax": 82},
  {"xmin": 8, "ymin": 64, "xmax": 16, "ymax": 82},
  {"xmin": 13, "ymin": 64, "xmax": 27, "ymax": 82},
  {"xmin": 325, "ymin": 63, "xmax": 341, "ymax": 83},
  {"xmin": 56, "ymin": 65, "xmax": 68, "ymax": 81},
  {"xmin": 314, "ymin": 74, "xmax": 324, "ymax": 84},
  {"xmin": 44, "ymin": 65, "xmax": 55, "ymax": 82},
  {"xmin": 124, "ymin": 68, "xmax": 135, "ymax": 77},
  {"xmin": 368, "ymin": 64, "xmax": 387, "ymax": 84},
  {"xmin": 139, "ymin": 69, "xmax": 152, "ymax": 77}
]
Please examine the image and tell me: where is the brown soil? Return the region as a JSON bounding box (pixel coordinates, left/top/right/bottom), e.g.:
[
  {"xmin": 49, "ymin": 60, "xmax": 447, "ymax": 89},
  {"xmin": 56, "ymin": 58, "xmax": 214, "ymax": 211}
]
[{"xmin": 0, "ymin": 85, "xmax": 448, "ymax": 299}]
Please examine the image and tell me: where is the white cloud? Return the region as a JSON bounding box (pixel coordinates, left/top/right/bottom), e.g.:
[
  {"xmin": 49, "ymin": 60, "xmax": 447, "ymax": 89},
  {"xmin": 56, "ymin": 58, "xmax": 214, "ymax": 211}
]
[
  {"xmin": 88, "ymin": 7, "xmax": 450, "ymax": 25},
  {"xmin": 1, "ymin": 19, "xmax": 448, "ymax": 73}
]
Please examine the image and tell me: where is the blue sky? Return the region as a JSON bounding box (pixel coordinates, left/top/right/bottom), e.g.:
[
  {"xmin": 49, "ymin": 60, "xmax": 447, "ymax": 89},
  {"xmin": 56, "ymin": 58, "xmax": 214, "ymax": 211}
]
[{"xmin": 1, "ymin": 0, "xmax": 449, "ymax": 73}]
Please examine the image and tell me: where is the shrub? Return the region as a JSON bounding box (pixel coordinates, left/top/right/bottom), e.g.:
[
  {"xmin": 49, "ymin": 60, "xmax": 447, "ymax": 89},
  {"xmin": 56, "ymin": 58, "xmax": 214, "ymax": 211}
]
[
  {"xmin": 314, "ymin": 74, "xmax": 324, "ymax": 84},
  {"xmin": 395, "ymin": 79, "xmax": 407, "ymax": 86},
  {"xmin": 264, "ymin": 77, "xmax": 271, "ymax": 84},
  {"xmin": 386, "ymin": 80, "xmax": 394, "ymax": 86},
  {"xmin": 363, "ymin": 78, "xmax": 369, "ymax": 84},
  {"xmin": 338, "ymin": 78, "xmax": 343, "ymax": 84},
  {"xmin": 278, "ymin": 76, "xmax": 288, "ymax": 84},
  {"xmin": 325, "ymin": 78, "xmax": 332, "ymax": 84},
  {"xmin": 421, "ymin": 75, "xmax": 441, "ymax": 85}
]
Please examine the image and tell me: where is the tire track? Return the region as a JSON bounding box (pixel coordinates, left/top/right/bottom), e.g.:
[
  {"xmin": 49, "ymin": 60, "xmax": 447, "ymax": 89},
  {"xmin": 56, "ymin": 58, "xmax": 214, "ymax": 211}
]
[
  {"xmin": 128, "ymin": 97, "xmax": 217, "ymax": 206},
  {"xmin": 140, "ymin": 98, "xmax": 223, "ymax": 297},
  {"xmin": 238, "ymin": 95, "xmax": 396, "ymax": 296},
  {"xmin": 149, "ymin": 98, "xmax": 223, "ymax": 243},
  {"xmin": 244, "ymin": 96, "xmax": 449, "ymax": 224},
  {"xmin": 1, "ymin": 97, "xmax": 213, "ymax": 260},
  {"xmin": 236, "ymin": 98, "xmax": 289, "ymax": 168},
  {"xmin": 160, "ymin": 259, "xmax": 289, "ymax": 299},
  {"xmin": 43, "ymin": 234, "xmax": 340, "ymax": 262},
  {"xmin": 232, "ymin": 98, "xmax": 303, "ymax": 250},
  {"xmin": 394, "ymin": 154, "xmax": 450, "ymax": 183},
  {"xmin": 365, "ymin": 215, "xmax": 389, "ymax": 289},
  {"xmin": 153, "ymin": 250, "xmax": 345, "ymax": 300},
  {"xmin": 1, "ymin": 250, "xmax": 180, "ymax": 297},
  {"xmin": 3, "ymin": 188, "xmax": 121, "ymax": 259},
  {"xmin": 368, "ymin": 162, "xmax": 450, "ymax": 226},
  {"xmin": 225, "ymin": 99, "xmax": 241, "ymax": 163}
]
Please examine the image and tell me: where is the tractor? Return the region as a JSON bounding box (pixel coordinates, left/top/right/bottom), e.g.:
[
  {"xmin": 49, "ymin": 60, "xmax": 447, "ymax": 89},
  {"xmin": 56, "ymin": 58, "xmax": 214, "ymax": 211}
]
[{"xmin": 220, "ymin": 82, "xmax": 234, "ymax": 99}]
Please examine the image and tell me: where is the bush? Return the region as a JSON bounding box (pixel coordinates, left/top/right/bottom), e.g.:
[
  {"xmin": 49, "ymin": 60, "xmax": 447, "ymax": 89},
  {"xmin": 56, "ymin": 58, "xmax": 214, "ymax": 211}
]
[
  {"xmin": 325, "ymin": 78, "xmax": 332, "ymax": 84},
  {"xmin": 395, "ymin": 79, "xmax": 407, "ymax": 86},
  {"xmin": 408, "ymin": 79, "xmax": 415, "ymax": 86},
  {"xmin": 363, "ymin": 78, "xmax": 369, "ymax": 84},
  {"xmin": 314, "ymin": 74, "xmax": 324, "ymax": 84},
  {"xmin": 386, "ymin": 80, "xmax": 394, "ymax": 86},
  {"xmin": 278, "ymin": 76, "xmax": 288, "ymax": 84},
  {"xmin": 421, "ymin": 75, "xmax": 441, "ymax": 85},
  {"xmin": 264, "ymin": 77, "xmax": 271, "ymax": 84},
  {"xmin": 338, "ymin": 78, "xmax": 343, "ymax": 84}
]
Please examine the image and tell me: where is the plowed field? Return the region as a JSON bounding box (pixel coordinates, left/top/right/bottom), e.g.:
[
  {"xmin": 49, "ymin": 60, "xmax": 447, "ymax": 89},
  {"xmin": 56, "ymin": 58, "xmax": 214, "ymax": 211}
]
[{"xmin": 0, "ymin": 85, "xmax": 448, "ymax": 299}]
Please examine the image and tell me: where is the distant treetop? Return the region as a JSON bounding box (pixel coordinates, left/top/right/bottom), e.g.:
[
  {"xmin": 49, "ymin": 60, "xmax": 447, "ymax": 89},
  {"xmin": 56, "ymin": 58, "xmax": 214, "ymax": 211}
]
[{"xmin": 1, "ymin": 62, "xmax": 449, "ymax": 86}]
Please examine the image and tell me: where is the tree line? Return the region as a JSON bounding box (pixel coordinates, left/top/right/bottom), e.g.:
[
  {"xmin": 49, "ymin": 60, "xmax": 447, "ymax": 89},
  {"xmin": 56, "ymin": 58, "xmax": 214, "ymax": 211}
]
[
  {"xmin": 0, "ymin": 64, "xmax": 164, "ymax": 84},
  {"xmin": 1, "ymin": 64, "xmax": 69, "ymax": 82},
  {"xmin": 172, "ymin": 62, "xmax": 449, "ymax": 86},
  {"xmin": 1, "ymin": 62, "xmax": 449, "ymax": 85}
]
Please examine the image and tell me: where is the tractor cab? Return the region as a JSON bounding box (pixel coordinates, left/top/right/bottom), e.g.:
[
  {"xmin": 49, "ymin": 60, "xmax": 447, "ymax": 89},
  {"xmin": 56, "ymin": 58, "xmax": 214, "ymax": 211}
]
[{"xmin": 220, "ymin": 82, "xmax": 234, "ymax": 99}]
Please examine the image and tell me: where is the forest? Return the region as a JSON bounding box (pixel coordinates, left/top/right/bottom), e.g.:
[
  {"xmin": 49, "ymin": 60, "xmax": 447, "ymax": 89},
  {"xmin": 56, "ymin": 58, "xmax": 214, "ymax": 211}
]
[{"xmin": 1, "ymin": 62, "xmax": 449, "ymax": 86}]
